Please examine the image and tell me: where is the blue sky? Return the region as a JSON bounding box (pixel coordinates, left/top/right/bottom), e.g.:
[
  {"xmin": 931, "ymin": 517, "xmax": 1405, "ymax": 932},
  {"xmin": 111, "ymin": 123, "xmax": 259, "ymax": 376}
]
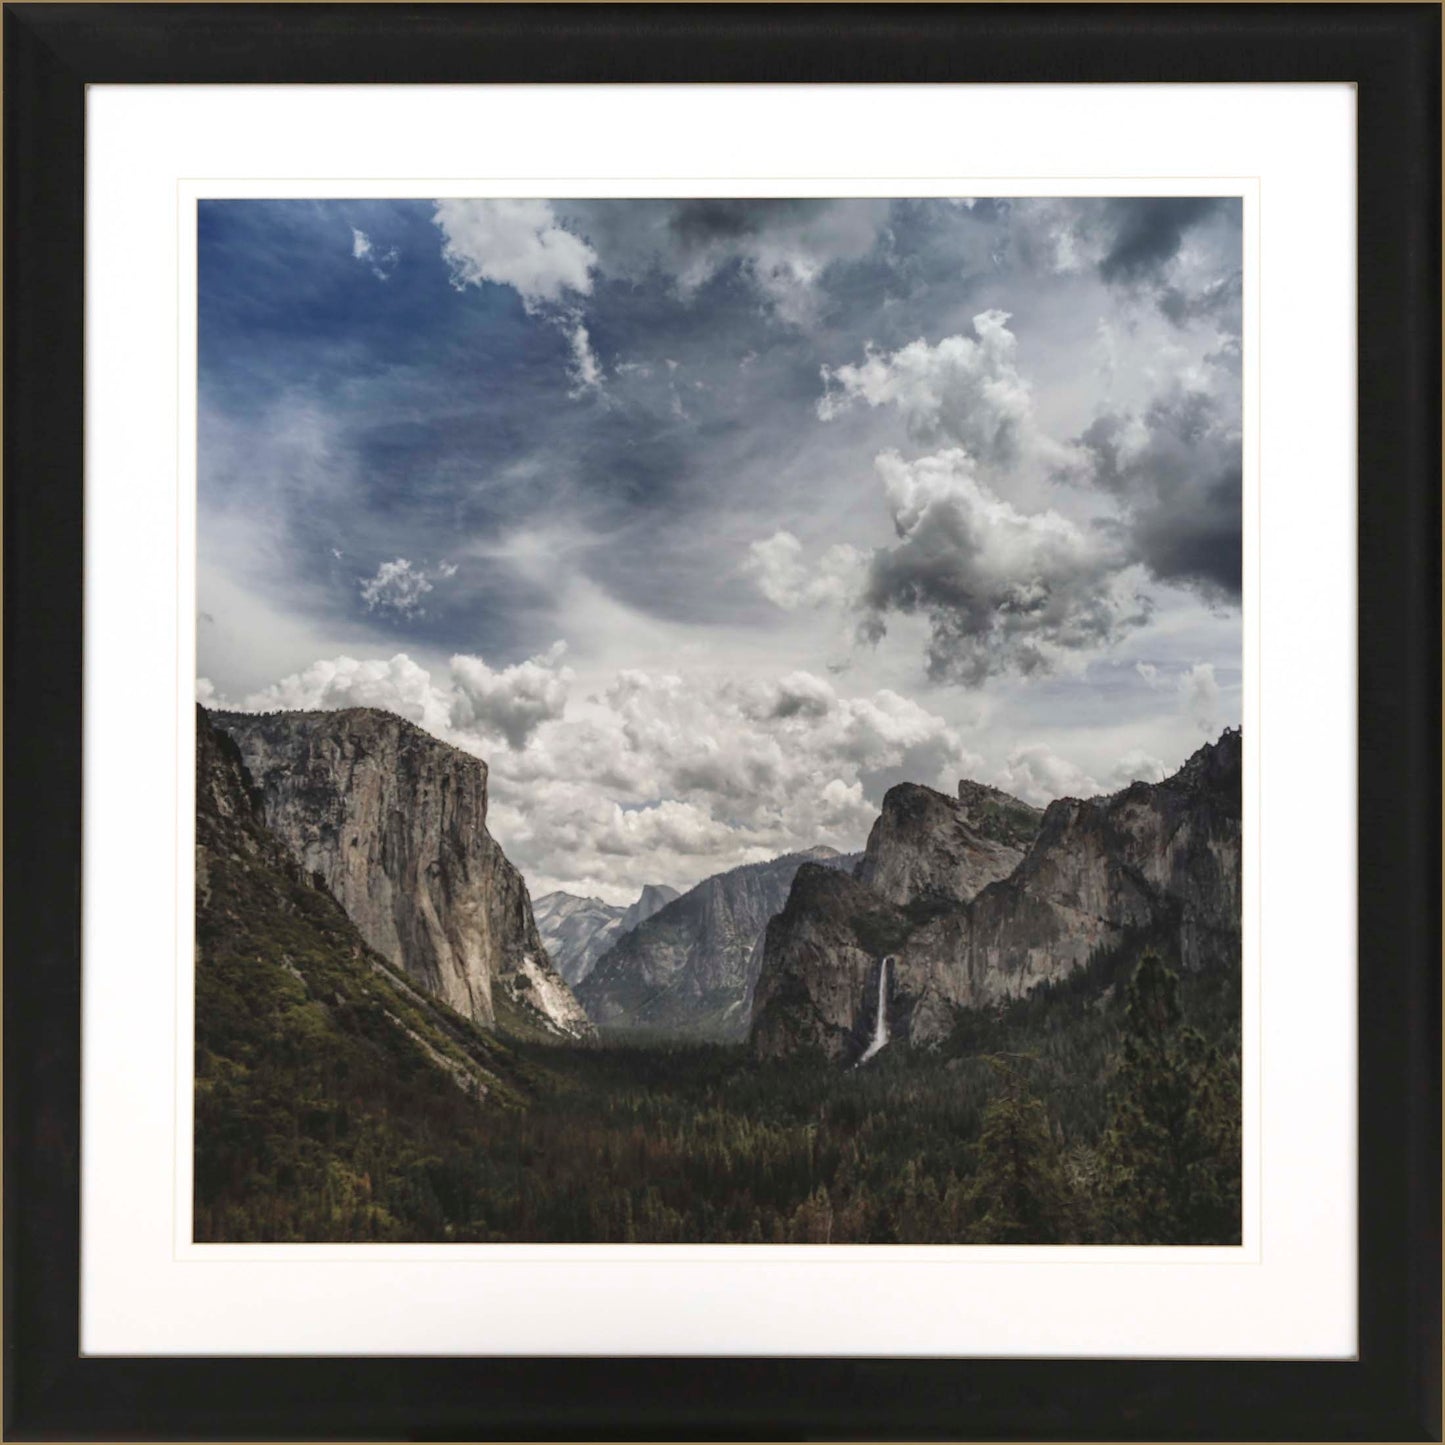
[{"xmin": 198, "ymin": 197, "xmax": 1242, "ymax": 900}]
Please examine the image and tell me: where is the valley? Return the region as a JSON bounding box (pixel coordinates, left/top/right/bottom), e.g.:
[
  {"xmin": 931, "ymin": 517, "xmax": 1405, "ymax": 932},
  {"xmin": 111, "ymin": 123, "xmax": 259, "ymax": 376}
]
[{"xmin": 195, "ymin": 704, "xmax": 1242, "ymax": 1246}]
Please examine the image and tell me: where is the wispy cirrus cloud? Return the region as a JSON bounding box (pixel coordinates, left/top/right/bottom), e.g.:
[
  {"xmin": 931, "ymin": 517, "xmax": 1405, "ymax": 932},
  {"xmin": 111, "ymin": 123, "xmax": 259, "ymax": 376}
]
[{"xmin": 350, "ymin": 226, "xmax": 399, "ymax": 281}]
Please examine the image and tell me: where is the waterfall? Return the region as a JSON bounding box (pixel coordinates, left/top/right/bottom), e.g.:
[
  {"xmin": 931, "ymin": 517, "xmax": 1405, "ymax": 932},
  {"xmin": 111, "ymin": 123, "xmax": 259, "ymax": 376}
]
[{"xmin": 857, "ymin": 955, "xmax": 893, "ymax": 1065}]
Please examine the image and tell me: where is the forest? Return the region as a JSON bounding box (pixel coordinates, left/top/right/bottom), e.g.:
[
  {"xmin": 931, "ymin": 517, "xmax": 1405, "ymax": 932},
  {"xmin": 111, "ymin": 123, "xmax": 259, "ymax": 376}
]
[{"xmin": 196, "ymin": 919, "xmax": 1240, "ymax": 1247}]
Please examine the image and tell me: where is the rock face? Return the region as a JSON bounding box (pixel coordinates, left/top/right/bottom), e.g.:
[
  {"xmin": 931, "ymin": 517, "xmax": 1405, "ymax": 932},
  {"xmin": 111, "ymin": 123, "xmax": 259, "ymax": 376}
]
[
  {"xmin": 209, "ymin": 707, "xmax": 592, "ymax": 1040},
  {"xmin": 577, "ymin": 848, "xmax": 861, "ymax": 1039},
  {"xmin": 195, "ymin": 708, "xmax": 524, "ymax": 1104},
  {"xmin": 751, "ymin": 730, "xmax": 1242, "ymax": 1061},
  {"xmin": 956, "ymin": 779, "xmax": 1049, "ymax": 850},
  {"xmin": 749, "ymin": 864, "xmax": 909, "ymax": 1061},
  {"xmin": 854, "ymin": 781, "xmax": 1039, "ymax": 907},
  {"xmin": 620, "ymin": 883, "xmax": 682, "ymax": 936},
  {"xmin": 533, "ymin": 883, "xmax": 680, "ymax": 987}
]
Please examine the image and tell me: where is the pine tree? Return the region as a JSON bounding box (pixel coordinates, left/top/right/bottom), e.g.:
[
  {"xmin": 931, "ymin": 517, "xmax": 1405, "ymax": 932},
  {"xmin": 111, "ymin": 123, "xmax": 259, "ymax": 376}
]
[
  {"xmin": 1101, "ymin": 951, "xmax": 1241, "ymax": 1244},
  {"xmin": 967, "ymin": 1056, "xmax": 1071, "ymax": 1244}
]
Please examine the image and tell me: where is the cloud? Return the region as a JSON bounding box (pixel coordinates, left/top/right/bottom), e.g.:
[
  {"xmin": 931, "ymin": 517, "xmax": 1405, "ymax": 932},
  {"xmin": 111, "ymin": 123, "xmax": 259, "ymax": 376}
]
[
  {"xmin": 1096, "ymin": 197, "xmax": 1225, "ymax": 287},
  {"xmin": 1177, "ymin": 661, "xmax": 1219, "ymax": 734},
  {"xmin": 240, "ymin": 653, "xmax": 452, "ymax": 733},
  {"xmin": 816, "ymin": 311, "xmax": 1085, "ymax": 500},
  {"xmin": 743, "ymin": 530, "xmax": 865, "ymax": 611},
  {"xmin": 819, "ymin": 311, "xmax": 1030, "ymax": 464},
  {"xmin": 564, "ymin": 320, "xmax": 604, "ymax": 396},
  {"xmin": 212, "ymin": 652, "xmax": 991, "ymax": 899},
  {"xmin": 350, "ymin": 227, "xmax": 398, "ymax": 281},
  {"xmin": 449, "ymin": 642, "xmax": 573, "ymax": 750},
  {"xmin": 1079, "ymin": 383, "xmax": 1242, "ymax": 599},
  {"xmin": 1108, "ymin": 749, "xmax": 1169, "ymax": 788},
  {"xmin": 494, "ymin": 666, "xmax": 985, "ymax": 892},
  {"xmin": 199, "ymin": 199, "xmax": 1242, "ymax": 894},
  {"xmin": 359, "ymin": 558, "xmax": 441, "ymax": 618},
  {"xmin": 1006, "ymin": 197, "xmax": 1240, "ymax": 334},
  {"xmin": 560, "ymin": 197, "xmax": 889, "ymax": 326},
  {"xmin": 433, "ymin": 199, "xmax": 596, "ymax": 310},
  {"xmin": 858, "ymin": 449, "xmax": 1151, "ymax": 684},
  {"xmin": 994, "ymin": 744, "xmax": 1102, "ymax": 805}
]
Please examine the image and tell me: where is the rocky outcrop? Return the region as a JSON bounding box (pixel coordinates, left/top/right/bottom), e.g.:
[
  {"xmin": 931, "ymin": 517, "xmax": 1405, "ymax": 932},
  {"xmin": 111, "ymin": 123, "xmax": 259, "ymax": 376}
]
[
  {"xmin": 577, "ymin": 847, "xmax": 861, "ymax": 1039},
  {"xmin": 965, "ymin": 728, "xmax": 1241, "ymax": 993},
  {"xmin": 956, "ymin": 779, "xmax": 1047, "ymax": 850},
  {"xmin": 750, "ymin": 730, "xmax": 1242, "ymax": 1061},
  {"xmin": 534, "ymin": 883, "xmax": 680, "ymax": 987},
  {"xmin": 209, "ymin": 707, "xmax": 592, "ymax": 1040},
  {"xmin": 854, "ymin": 781, "xmax": 1037, "ymax": 907}
]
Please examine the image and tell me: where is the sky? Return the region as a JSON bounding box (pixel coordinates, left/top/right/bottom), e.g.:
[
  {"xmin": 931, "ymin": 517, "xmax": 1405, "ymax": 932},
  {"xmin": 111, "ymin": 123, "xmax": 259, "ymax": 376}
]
[{"xmin": 197, "ymin": 196, "xmax": 1243, "ymax": 903}]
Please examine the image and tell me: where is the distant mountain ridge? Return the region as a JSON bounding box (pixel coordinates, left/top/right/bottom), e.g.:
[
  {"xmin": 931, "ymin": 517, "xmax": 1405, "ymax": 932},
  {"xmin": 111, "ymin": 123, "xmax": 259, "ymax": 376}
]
[
  {"xmin": 533, "ymin": 883, "xmax": 680, "ymax": 987},
  {"xmin": 577, "ymin": 846, "xmax": 862, "ymax": 1039},
  {"xmin": 751, "ymin": 731, "xmax": 1242, "ymax": 1062}
]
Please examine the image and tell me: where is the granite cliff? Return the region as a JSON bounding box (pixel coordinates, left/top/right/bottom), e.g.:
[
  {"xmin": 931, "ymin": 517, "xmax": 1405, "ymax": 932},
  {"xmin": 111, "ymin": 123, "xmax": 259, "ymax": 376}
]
[
  {"xmin": 195, "ymin": 707, "xmax": 543, "ymax": 1238},
  {"xmin": 854, "ymin": 780, "xmax": 1041, "ymax": 907},
  {"xmin": 751, "ymin": 730, "xmax": 1242, "ymax": 1062},
  {"xmin": 210, "ymin": 706, "xmax": 592, "ymax": 1040}
]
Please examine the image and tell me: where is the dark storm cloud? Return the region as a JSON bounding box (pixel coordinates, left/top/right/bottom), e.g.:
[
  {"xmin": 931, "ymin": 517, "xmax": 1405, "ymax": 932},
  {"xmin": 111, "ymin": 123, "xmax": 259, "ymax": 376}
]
[
  {"xmin": 667, "ymin": 198, "xmax": 830, "ymax": 245},
  {"xmin": 1097, "ymin": 197, "xmax": 1224, "ymax": 285},
  {"xmin": 1096, "ymin": 197, "xmax": 1244, "ymax": 343},
  {"xmin": 1079, "ymin": 386, "xmax": 1242, "ymax": 600},
  {"xmin": 854, "ymin": 451, "xmax": 1151, "ymax": 686}
]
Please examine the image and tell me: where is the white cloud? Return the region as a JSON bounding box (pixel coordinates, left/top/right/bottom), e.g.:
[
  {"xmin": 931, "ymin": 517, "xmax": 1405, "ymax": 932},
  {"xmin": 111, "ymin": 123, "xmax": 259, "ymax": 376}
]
[
  {"xmin": 1178, "ymin": 661, "xmax": 1219, "ymax": 734},
  {"xmin": 1134, "ymin": 658, "xmax": 1222, "ymax": 736},
  {"xmin": 449, "ymin": 642, "xmax": 573, "ymax": 751},
  {"xmin": 350, "ymin": 227, "xmax": 399, "ymax": 281},
  {"xmin": 358, "ymin": 558, "xmax": 461, "ymax": 619},
  {"xmin": 433, "ymin": 199, "xmax": 596, "ymax": 311},
  {"xmin": 816, "ymin": 312, "xmax": 1092, "ymax": 520},
  {"xmin": 742, "ymin": 530, "xmax": 864, "ymax": 611},
  {"xmin": 819, "ymin": 311, "xmax": 1034, "ymax": 463},
  {"xmin": 1108, "ymin": 749, "xmax": 1169, "ymax": 788},
  {"xmin": 994, "ymin": 744, "xmax": 1101, "ymax": 806},
  {"xmin": 241, "ymin": 653, "xmax": 452, "ymax": 733},
  {"xmin": 564, "ymin": 320, "xmax": 604, "ymax": 396}
]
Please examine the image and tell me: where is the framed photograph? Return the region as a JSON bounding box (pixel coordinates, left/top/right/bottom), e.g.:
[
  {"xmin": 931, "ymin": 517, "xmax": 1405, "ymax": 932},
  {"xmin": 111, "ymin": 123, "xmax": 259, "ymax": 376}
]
[{"xmin": 6, "ymin": 4, "xmax": 1439, "ymax": 1439}]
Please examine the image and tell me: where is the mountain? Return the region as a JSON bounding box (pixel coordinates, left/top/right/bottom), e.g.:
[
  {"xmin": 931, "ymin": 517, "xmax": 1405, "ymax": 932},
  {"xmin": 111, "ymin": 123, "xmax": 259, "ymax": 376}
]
[
  {"xmin": 194, "ymin": 707, "xmax": 536, "ymax": 1240},
  {"xmin": 853, "ymin": 780, "xmax": 1041, "ymax": 907},
  {"xmin": 210, "ymin": 707, "xmax": 592, "ymax": 1041},
  {"xmin": 576, "ymin": 847, "xmax": 862, "ymax": 1039},
  {"xmin": 533, "ymin": 882, "xmax": 680, "ymax": 987},
  {"xmin": 620, "ymin": 882, "xmax": 682, "ymax": 935},
  {"xmin": 751, "ymin": 730, "xmax": 1242, "ymax": 1062}
]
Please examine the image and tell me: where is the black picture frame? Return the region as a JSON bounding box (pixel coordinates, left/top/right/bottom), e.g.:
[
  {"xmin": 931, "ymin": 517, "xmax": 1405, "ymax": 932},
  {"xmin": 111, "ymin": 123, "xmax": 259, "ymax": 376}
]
[{"xmin": 5, "ymin": 4, "xmax": 1440, "ymax": 1439}]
